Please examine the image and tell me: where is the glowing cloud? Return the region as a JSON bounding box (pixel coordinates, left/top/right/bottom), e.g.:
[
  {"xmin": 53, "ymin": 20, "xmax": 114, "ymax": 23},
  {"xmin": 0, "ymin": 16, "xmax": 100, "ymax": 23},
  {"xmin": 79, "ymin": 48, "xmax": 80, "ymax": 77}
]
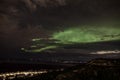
[
  {"xmin": 21, "ymin": 25, "xmax": 120, "ymax": 53},
  {"xmin": 22, "ymin": 46, "xmax": 57, "ymax": 53},
  {"xmin": 52, "ymin": 26, "xmax": 120, "ymax": 43}
]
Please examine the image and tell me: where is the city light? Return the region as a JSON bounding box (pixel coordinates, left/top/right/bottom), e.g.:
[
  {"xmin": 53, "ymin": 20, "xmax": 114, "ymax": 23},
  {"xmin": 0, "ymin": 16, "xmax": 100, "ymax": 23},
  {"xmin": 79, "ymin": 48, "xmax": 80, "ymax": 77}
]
[{"xmin": 0, "ymin": 71, "xmax": 47, "ymax": 80}]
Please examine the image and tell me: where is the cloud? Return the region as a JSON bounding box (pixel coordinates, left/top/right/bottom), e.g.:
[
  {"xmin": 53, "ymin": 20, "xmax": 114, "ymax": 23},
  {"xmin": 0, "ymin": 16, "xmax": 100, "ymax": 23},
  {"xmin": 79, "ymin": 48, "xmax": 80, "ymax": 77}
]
[
  {"xmin": 33, "ymin": 0, "xmax": 66, "ymax": 7},
  {"xmin": 0, "ymin": 0, "xmax": 120, "ymax": 51},
  {"xmin": 19, "ymin": 0, "xmax": 66, "ymax": 12},
  {"xmin": 0, "ymin": 3, "xmax": 49, "ymax": 49}
]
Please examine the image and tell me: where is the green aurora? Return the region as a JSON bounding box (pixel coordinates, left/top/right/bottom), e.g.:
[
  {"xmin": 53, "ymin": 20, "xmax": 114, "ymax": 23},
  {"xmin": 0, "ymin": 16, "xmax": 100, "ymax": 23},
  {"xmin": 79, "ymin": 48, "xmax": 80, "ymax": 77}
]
[
  {"xmin": 21, "ymin": 46, "xmax": 57, "ymax": 53},
  {"xmin": 22, "ymin": 25, "xmax": 120, "ymax": 53},
  {"xmin": 52, "ymin": 26, "xmax": 120, "ymax": 43}
]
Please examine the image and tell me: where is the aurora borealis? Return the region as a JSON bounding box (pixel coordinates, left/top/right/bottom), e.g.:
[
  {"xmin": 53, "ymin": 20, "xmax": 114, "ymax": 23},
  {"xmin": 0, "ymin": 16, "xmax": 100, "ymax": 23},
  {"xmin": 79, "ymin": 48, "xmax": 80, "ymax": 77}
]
[
  {"xmin": 52, "ymin": 26, "xmax": 120, "ymax": 43},
  {"xmin": 22, "ymin": 45, "xmax": 57, "ymax": 53},
  {"xmin": 21, "ymin": 24, "xmax": 120, "ymax": 53}
]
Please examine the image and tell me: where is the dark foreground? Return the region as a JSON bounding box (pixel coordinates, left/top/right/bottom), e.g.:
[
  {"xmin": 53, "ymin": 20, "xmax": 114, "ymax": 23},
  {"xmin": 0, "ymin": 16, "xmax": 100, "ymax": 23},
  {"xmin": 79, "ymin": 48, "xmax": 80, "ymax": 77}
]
[{"xmin": 0, "ymin": 58, "xmax": 120, "ymax": 80}]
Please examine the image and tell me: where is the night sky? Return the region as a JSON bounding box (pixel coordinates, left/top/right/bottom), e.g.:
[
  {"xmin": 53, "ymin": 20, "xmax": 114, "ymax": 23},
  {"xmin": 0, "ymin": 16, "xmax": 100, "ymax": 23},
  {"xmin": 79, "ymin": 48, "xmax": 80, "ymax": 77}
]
[{"xmin": 0, "ymin": 0, "xmax": 120, "ymax": 60}]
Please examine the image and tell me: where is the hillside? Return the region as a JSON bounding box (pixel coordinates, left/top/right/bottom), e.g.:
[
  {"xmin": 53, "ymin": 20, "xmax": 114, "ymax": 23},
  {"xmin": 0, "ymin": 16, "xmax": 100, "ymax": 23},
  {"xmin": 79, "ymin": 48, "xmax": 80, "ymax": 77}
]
[{"xmin": 9, "ymin": 58, "xmax": 120, "ymax": 80}]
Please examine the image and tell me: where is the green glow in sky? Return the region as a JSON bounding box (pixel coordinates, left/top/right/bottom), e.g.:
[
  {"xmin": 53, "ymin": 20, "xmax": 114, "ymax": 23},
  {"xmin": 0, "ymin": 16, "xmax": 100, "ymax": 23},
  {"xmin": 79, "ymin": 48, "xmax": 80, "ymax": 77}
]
[
  {"xmin": 23, "ymin": 45, "xmax": 57, "ymax": 53},
  {"xmin": 52, "ymin": 26, "xmax": 120, "ymax": 43},
  {"xmin": 32, "ymin": 38, "xmax": 41, "ymax": 41},
  {"xmin": 22, "ymin": 25, "xmax": 120, "ymax": 53}
]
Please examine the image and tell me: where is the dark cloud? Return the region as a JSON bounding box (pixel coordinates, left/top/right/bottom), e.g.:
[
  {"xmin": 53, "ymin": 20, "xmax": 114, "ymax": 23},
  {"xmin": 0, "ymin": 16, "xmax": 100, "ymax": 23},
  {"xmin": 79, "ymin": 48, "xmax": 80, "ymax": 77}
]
[
  {"xmin": 32, "ymin": 0, "xmax": 66, "ymax": 7},
  {"xmin": 0, "ymin": 0, "xmax": 120, "ymax": 53}
]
